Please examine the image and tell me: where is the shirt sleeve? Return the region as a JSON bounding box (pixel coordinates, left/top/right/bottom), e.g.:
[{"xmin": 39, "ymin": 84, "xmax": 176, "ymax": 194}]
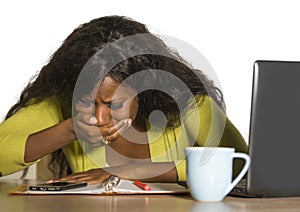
[
  {"xmin": 0, "ymin": 97, "xmax": 62, "ymax": 176},
  {"xmin": 175, "ymin": 95, "xmax": 248, "ymax": 181}
]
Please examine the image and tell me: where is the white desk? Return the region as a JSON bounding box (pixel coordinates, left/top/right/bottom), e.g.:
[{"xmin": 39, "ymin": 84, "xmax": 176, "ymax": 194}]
[{"xmin": 2, "ymin": 179, "xmax": 300, "ymax": 211}]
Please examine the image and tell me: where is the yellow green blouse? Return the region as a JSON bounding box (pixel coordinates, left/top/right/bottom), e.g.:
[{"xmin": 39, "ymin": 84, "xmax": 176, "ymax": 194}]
[{"xmin": 0, "ymin": 95, "xmax": 248, "ymax": 181}]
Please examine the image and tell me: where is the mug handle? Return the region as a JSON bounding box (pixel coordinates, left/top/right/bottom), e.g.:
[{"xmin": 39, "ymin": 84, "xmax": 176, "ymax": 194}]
[{"xmin": 224, "ymin": 153, "xmax": 251, "ymax": 195}]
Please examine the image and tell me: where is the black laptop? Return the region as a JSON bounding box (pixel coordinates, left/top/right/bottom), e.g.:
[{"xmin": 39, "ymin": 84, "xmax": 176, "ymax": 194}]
[{"xmin": 230, "ymin": 60, "xmax": 300, "ymax": 197}]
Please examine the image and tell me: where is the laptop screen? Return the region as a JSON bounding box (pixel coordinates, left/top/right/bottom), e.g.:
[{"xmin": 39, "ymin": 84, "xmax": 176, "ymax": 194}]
[{"xmin": 247, "ymin": 60, "xmax": 300, "ymax": 196}]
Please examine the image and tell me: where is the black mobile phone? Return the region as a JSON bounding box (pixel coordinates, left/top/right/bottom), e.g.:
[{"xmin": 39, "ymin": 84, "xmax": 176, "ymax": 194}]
[{"xmin": 29, "ymin": 182, "xmax": 88, "ymax": 191}]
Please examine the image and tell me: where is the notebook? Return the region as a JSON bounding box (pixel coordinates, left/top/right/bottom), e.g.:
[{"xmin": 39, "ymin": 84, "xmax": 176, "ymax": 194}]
[
  {"xmin": 230, "ymin": 60, "xmax": 300, "ymax": 197},
  {"xmin": 11, "ymin": 175, "xmax": 188, "ymax": 195}
]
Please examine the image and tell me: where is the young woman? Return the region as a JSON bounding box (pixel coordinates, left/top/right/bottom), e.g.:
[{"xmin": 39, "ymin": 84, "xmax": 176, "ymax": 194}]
[{"xmin": 0, "ymin": 15, "xmax": 248, "ymax": 184}]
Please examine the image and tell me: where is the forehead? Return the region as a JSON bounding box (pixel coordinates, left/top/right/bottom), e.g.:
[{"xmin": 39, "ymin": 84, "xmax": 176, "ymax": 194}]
[{"xmin": 96, "ymin": 76, "xmax": 136, "ymax": 100}]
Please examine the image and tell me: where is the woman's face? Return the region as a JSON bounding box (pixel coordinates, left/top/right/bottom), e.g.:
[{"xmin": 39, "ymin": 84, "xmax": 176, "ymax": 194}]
[{"xmin": 95, "ymin": 76, "xmax": 138, "ymax": 127}]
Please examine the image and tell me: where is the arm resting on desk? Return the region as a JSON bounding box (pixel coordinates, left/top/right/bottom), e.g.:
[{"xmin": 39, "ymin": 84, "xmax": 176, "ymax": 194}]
[{"xmin": 52, "ymin": 162, "xmax": 178, "ymax": 185}]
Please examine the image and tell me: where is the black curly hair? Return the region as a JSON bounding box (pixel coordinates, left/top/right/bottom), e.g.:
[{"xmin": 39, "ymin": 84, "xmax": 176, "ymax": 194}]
[{"xmin": 5, "ymin": 15, "xmax": 225, "ymax": 178}]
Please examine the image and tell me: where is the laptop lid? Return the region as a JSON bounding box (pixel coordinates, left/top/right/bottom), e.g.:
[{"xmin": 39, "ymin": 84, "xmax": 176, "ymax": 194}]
[{"xmin": 247, "ymin": 60, "xmax": 300, "ymax": 197}]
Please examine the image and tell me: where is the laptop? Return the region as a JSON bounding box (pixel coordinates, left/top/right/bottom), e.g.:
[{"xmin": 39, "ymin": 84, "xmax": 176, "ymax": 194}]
[{"xmin": 230, "ymin": 60, "xmax": 300, "ymax": 197}]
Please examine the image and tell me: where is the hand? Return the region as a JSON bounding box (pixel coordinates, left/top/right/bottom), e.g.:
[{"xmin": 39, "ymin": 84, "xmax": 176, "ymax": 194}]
[
  {"xmin": 49, "ymin": 168, "xmax": 111, "ymax": 185},
  {"xmin": 48, "ymin": 162, "xmax": 178, "ymax": 185},
  {"xmin": 73, "ymin": 97, "xmax": 132, "ymax": 147}
]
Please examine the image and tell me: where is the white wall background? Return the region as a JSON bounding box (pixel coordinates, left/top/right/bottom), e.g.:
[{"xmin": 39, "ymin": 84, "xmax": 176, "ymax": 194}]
[{"xmin": 1, "ymin": 0, "xmax": 300, "ymax": 177}]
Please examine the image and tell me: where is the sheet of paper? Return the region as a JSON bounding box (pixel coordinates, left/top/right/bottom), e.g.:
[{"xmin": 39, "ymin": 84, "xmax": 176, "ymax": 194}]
[
  {"xmin": 11, "ymin": 180, "xmax": 188, "ymax": 195},
  {"xmin": 113, "ymin": 180, "xmax": 188, "ymax": 194}
]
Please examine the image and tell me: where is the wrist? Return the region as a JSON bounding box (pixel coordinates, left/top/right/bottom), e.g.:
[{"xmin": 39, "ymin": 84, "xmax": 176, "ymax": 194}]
[{"xmin": 62, "ymin": 118, "xmax": 77, "ymax": 142}]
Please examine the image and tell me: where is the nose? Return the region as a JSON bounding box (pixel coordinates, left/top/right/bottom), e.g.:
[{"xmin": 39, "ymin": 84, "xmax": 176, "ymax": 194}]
[{"xmin": 95, "ymin": 105, "xmax": 111, "ymax": 126}]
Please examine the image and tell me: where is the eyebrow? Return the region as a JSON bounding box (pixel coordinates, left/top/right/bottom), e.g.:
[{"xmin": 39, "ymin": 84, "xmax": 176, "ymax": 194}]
[{"xmin": 101, "ymin": 97, "xmax": 127, "ymax": 104}]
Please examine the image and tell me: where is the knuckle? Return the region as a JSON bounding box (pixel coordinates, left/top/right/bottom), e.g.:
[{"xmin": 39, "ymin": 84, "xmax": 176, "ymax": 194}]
[
  {"xmin": 107, "ymin": 128, "xmax": 114, "ymax": 134},
  {"xmin": 108, "ymin": 134, "xmax": 117, "ymax": 141}
]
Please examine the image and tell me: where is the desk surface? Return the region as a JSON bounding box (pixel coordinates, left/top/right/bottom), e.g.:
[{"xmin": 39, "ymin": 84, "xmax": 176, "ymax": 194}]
[{"xmin": 2, "ymin": 179, "xmax": 300, "ymax": 212}]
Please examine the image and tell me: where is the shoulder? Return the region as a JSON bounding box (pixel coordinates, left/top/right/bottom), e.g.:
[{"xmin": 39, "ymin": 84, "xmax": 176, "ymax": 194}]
[
  {"xmin": 15, "ymin": 96, "xmax": 63, "ymax": 123},
  {"xmin": 27, "ymin": 96, "xmax": 60, "ymax": 107},
  {"xmin": 186, "ymin": 94, "xmax": 222, "ymax": 115},
  {"xmin": 0, "ymin": 96, "xmax": 63, "ymax": 134}
]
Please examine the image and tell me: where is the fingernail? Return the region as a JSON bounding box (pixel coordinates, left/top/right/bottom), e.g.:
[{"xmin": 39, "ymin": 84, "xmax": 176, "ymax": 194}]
[
  {"xmin": 89, "ymin": 116, "xmax": 97, "ymax": 124},
  {"xmin": 127, "ymin": 119, "xmax": 132, "ymax": 127}
]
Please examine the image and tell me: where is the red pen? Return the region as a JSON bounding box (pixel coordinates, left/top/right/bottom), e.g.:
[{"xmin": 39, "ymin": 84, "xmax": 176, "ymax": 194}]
[{"xmin": 133, "ymin": 180, "xmax": 152, "ymax": 191}]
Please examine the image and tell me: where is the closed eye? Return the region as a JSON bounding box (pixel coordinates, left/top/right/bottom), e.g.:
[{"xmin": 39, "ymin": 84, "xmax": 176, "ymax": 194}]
[{"xmin": 108, "ymin": 102, "xmax": 124, "ymax": 110}]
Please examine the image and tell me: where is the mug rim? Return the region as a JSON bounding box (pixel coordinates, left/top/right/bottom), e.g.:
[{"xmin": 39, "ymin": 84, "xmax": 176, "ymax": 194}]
[{"xmin": 184, "ymin": 147, "xmax": 235, "ymax": 151}]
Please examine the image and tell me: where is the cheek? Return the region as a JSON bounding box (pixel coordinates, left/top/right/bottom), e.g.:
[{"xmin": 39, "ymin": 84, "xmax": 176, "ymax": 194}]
[
  {"xmin": 111, "ymin": 98, "xmax": 139, "ymax": 120},
  {"xmin": 111, "ymin": 108, "xmax": 129, "ymax": 120},
  {"xmin": 129, "ymin": 97, "xmax": 139, "ymax": 120}
]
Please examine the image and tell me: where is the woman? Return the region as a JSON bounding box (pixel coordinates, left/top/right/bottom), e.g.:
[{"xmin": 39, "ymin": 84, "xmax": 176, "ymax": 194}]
[{"xmin": 0, "ymin": 15, "xmax": 248, "ymax": 184}]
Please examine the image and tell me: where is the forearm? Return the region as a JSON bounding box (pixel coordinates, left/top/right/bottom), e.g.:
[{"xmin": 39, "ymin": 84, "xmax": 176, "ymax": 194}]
[
  {"xmin": 56, "ymin": 161, "xmax": 178, "ymax": 185},
  {"xmin": 24, "ymin": 118, "xmax": 76, "ymax": 163},
  {"xmin": 105, "ymin": 162, "xmax": 178, "ymax": 183}
]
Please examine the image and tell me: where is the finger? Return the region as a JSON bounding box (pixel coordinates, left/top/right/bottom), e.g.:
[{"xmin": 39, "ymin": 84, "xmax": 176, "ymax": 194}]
[
  {"xmin": 101, "ymin": 119, "xmax": 132, "ymax": 136},
  {"xmin": 61, "ymin": 176, "xmax": 92, "ymax": 184},
  {"xmin": 58, "ymin": 173, "xmax": 89, "ymax": 182},
  {"xmin": 75, "ymin": 123, "xmax": 103, "ymax": 139},
  {"xmin": 87, "ymin": 178, "xmax": 106, "ymax": 185},
  {"xmin": 75, "ymin": 129, "xmax": 107, "ymax": 147},
  {"xmin": 73, "ymin": 115, "xmax": 105, "ymax": 145},
  {"xmin": 89, "ymin": 116, "xmax": 97, "ymax": 125},
  {"xmin": 57, "ymin": 173, "xmax": 108, "ymax": 185},
  {"xmin": 75, "ymin": 112, "xmax": 97, "ymax": 125},
  {"xmin": 91, "ymin": 139, "xmax": 106, "ymax": 148},
  {"xmin": 63, "ymin": 176, "xmax": 106, "ymax": 185},
  {"xmin": 113, "ymin": 119, "xmax": 132, "ymax": 132},
  {"xmin": 74, "ymin": 117, "xmax": 101, "ymax": 136},
  {"xmin": 105, "ymin": 119, "xmax": 132, "ymax": 141}
]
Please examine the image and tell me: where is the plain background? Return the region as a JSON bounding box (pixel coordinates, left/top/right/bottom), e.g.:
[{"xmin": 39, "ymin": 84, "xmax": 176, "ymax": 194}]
[{"xmin": 1, "ymin": 0, "xmax": 300, "ymax": 177}]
